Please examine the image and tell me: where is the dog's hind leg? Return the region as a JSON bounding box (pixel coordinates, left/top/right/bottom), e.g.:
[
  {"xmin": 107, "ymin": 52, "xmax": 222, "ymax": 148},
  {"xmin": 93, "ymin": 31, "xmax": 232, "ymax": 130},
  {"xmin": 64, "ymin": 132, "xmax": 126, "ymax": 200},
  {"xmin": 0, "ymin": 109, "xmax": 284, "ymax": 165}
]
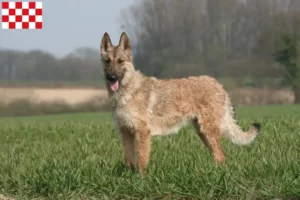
[
  {"xmin": 193, "ymin": 117, "xmax": 226, "ymax": 163},
  {"xmin": 120, "ymin": 127, "xmax": 136, "ymax": 171}
]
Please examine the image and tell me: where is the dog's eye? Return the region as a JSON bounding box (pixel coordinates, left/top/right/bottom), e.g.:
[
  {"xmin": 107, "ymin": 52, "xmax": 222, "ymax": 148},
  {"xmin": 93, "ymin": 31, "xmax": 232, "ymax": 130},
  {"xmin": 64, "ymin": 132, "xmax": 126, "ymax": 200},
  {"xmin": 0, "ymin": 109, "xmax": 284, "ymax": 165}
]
[{"xmin": 118, "ymin": 58, "xmax": 124, "ymax": 64}]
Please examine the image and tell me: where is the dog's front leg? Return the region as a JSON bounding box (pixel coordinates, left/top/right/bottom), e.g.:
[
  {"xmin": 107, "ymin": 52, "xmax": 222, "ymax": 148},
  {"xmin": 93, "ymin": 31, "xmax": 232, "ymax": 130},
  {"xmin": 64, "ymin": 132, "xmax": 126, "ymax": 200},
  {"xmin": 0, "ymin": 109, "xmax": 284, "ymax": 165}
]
[
  {"xmin": 135, "ymin": 125, "xmax": 151, "ymax": 178},
  {"xmin": 120, "ymin": 127, "xmax": 136, "ymax": 171}
]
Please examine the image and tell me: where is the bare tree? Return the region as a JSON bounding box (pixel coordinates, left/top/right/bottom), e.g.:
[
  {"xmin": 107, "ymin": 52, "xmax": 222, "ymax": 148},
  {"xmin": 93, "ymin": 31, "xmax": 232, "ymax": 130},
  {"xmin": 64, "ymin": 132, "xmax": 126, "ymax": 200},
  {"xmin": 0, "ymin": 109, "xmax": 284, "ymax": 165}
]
[{"xmin": 120, "ymin": 0, "xmax": 289, "ymax": 79}]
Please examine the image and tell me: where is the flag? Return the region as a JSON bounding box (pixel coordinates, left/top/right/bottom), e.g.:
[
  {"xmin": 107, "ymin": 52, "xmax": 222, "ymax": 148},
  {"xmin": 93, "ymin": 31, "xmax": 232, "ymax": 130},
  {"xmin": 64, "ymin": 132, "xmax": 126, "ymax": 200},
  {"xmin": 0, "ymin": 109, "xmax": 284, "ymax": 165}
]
[{"xmin": 1, "ymin": 1, "xmax": 42, "ymax": 29}]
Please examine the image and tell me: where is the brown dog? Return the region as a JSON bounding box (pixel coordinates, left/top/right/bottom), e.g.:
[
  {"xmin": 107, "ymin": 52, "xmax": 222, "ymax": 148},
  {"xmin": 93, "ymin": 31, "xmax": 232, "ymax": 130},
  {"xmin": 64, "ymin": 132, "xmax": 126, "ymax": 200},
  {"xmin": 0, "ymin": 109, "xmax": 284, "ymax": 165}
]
[{"xmin": 100, "ymin": 32, "xmax": 260, "ymax": 177}]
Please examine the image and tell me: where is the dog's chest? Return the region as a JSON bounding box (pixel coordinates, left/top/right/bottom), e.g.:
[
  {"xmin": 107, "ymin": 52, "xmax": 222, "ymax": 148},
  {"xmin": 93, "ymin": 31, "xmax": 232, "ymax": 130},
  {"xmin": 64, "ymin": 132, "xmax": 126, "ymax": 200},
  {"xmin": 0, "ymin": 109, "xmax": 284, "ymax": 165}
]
[{"xmin": 112, "ymin": 103, "xmax": 135, "ymax": 130}]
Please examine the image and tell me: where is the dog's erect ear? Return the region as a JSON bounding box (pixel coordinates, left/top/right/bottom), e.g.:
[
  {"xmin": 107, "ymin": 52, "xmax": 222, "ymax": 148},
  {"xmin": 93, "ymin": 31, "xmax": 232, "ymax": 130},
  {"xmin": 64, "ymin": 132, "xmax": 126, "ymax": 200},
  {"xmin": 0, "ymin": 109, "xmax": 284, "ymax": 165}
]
[
  {"xmin": 118, "ymin": 32, "xmax": 131, "ymax": 51},
  {"xmin": 101, "ymin": 32, "xmax": 112, "ymax": 52}
]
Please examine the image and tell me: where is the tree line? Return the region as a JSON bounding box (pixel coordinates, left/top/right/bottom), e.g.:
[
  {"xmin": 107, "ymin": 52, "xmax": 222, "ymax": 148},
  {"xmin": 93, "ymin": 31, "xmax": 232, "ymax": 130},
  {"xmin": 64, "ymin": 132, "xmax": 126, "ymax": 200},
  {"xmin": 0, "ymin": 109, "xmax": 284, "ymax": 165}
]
[
  {"xmin": 0, "ymin": 47, "xmax": 103, "ymax": 84},
  {"xmin": 120, "ymin": 0, "xmax": 300, "ymax": 102}
]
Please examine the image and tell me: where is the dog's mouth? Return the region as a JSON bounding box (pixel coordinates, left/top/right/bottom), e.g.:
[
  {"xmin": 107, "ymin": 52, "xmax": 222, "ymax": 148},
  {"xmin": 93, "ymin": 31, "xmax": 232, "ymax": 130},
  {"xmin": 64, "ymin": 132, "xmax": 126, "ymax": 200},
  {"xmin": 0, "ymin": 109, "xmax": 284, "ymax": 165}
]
[
  {"xmin": 109, "ymin": 80, "xmax": 119, "ymax": 92},
  {"xmin": 106, "ymin": 70, "xmax": 126, "ymax": 92},
  {"xmin": 106, "ymin": 75, "xmax": 119, "ymax": 92}
]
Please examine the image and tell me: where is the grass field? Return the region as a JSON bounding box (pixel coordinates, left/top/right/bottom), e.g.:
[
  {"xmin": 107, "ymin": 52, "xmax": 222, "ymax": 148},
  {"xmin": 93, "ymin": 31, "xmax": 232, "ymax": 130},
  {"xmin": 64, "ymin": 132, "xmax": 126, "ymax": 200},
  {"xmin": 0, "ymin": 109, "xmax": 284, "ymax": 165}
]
[{"xmin": 0, "ymin": 105, "xmax": 299, "ymax": 199}]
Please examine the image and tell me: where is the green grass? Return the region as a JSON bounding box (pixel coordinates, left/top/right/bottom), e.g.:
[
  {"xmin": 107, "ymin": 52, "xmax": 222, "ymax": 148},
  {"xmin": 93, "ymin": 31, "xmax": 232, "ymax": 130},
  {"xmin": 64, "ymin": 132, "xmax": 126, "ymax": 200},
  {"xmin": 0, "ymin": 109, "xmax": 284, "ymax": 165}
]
[{"xmin": 0, "ymin": 105, "xmax": 299, "ymax": 199}]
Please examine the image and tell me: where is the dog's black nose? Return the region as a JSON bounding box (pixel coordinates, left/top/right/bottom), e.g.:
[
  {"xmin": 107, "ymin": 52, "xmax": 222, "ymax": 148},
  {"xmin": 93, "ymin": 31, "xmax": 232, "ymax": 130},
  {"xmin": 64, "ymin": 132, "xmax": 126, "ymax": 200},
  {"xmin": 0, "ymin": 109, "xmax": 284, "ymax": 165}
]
[{"xmin": 106, "ymin": 74, "xmax": 118, "ymax": 82}]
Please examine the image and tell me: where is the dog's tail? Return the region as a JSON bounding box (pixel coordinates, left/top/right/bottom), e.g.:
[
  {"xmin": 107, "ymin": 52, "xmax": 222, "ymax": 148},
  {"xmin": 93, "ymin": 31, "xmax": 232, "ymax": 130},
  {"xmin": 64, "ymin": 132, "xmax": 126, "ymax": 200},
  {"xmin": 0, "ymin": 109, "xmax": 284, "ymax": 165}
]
[{"xmin": 221, "ymin": 99, "xmax": 260, "ymax": 146}]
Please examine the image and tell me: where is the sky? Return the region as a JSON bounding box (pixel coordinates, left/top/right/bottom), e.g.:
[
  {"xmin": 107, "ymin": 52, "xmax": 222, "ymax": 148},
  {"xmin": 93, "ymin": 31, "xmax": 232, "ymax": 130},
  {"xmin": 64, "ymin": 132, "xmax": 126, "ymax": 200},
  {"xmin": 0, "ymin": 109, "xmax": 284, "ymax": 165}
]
[{"xmin": 0, "ymin": 0, "xmax": 135, "ymax": 58}]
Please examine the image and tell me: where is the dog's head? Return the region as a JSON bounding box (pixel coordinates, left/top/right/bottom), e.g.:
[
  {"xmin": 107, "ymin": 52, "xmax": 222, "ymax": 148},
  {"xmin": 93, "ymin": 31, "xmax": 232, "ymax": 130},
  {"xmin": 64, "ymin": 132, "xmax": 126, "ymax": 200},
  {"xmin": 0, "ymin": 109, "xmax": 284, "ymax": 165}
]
[{"xmin": 100, "ymin": 32, "xmax": 134, "ymax": 92}]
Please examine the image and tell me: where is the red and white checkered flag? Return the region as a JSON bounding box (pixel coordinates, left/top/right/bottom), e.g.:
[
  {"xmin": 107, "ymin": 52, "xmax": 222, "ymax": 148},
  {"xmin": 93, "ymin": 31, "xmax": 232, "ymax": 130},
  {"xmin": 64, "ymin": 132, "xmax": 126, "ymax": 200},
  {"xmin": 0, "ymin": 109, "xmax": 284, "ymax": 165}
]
[{"xmin": 1, "ymin": 1, "xmax": 42, "ymax": 29}]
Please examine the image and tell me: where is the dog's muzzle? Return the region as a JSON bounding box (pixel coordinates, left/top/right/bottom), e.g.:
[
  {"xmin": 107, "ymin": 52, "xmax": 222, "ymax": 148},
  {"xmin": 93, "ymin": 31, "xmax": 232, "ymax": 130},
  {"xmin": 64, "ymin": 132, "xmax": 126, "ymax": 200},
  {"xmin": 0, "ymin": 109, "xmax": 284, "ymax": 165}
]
[{"xmin": 106, "ymin": 73, "xmax": 118, "ymax": 83}]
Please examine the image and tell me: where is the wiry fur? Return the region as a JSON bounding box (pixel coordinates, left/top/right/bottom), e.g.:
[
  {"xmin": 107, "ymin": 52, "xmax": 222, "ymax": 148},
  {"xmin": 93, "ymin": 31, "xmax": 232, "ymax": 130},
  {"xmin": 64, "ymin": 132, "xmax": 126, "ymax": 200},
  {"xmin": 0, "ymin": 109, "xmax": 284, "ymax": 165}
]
[{"xmin": 100, "ymin": 32, "xmax": 260, "ymax": 177}]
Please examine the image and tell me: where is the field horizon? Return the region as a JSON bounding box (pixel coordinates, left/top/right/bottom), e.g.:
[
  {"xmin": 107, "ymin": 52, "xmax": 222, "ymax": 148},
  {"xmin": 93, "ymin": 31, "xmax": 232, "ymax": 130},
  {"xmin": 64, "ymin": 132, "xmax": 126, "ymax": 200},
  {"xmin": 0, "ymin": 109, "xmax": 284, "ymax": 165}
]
[{"xmin": 0, "ymin": 85, "xmax": 296, "ymax": 118}]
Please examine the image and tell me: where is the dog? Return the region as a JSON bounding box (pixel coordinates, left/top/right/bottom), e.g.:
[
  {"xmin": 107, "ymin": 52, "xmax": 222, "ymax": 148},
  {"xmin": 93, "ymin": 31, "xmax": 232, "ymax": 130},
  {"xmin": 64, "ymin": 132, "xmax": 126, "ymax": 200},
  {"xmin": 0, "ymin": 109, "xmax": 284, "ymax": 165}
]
[{"xmin": 100, "ymin": 32, "xmax": 260, "ymax": 177}]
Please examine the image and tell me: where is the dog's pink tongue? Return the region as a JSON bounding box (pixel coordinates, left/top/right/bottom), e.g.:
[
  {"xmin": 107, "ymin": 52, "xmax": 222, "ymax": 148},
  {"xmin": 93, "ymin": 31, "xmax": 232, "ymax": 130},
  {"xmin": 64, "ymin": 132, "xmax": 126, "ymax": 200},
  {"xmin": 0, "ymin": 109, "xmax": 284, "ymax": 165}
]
[{"xmin": 110, "ymin": 81, "xmax": 119, "ymax": 91}]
